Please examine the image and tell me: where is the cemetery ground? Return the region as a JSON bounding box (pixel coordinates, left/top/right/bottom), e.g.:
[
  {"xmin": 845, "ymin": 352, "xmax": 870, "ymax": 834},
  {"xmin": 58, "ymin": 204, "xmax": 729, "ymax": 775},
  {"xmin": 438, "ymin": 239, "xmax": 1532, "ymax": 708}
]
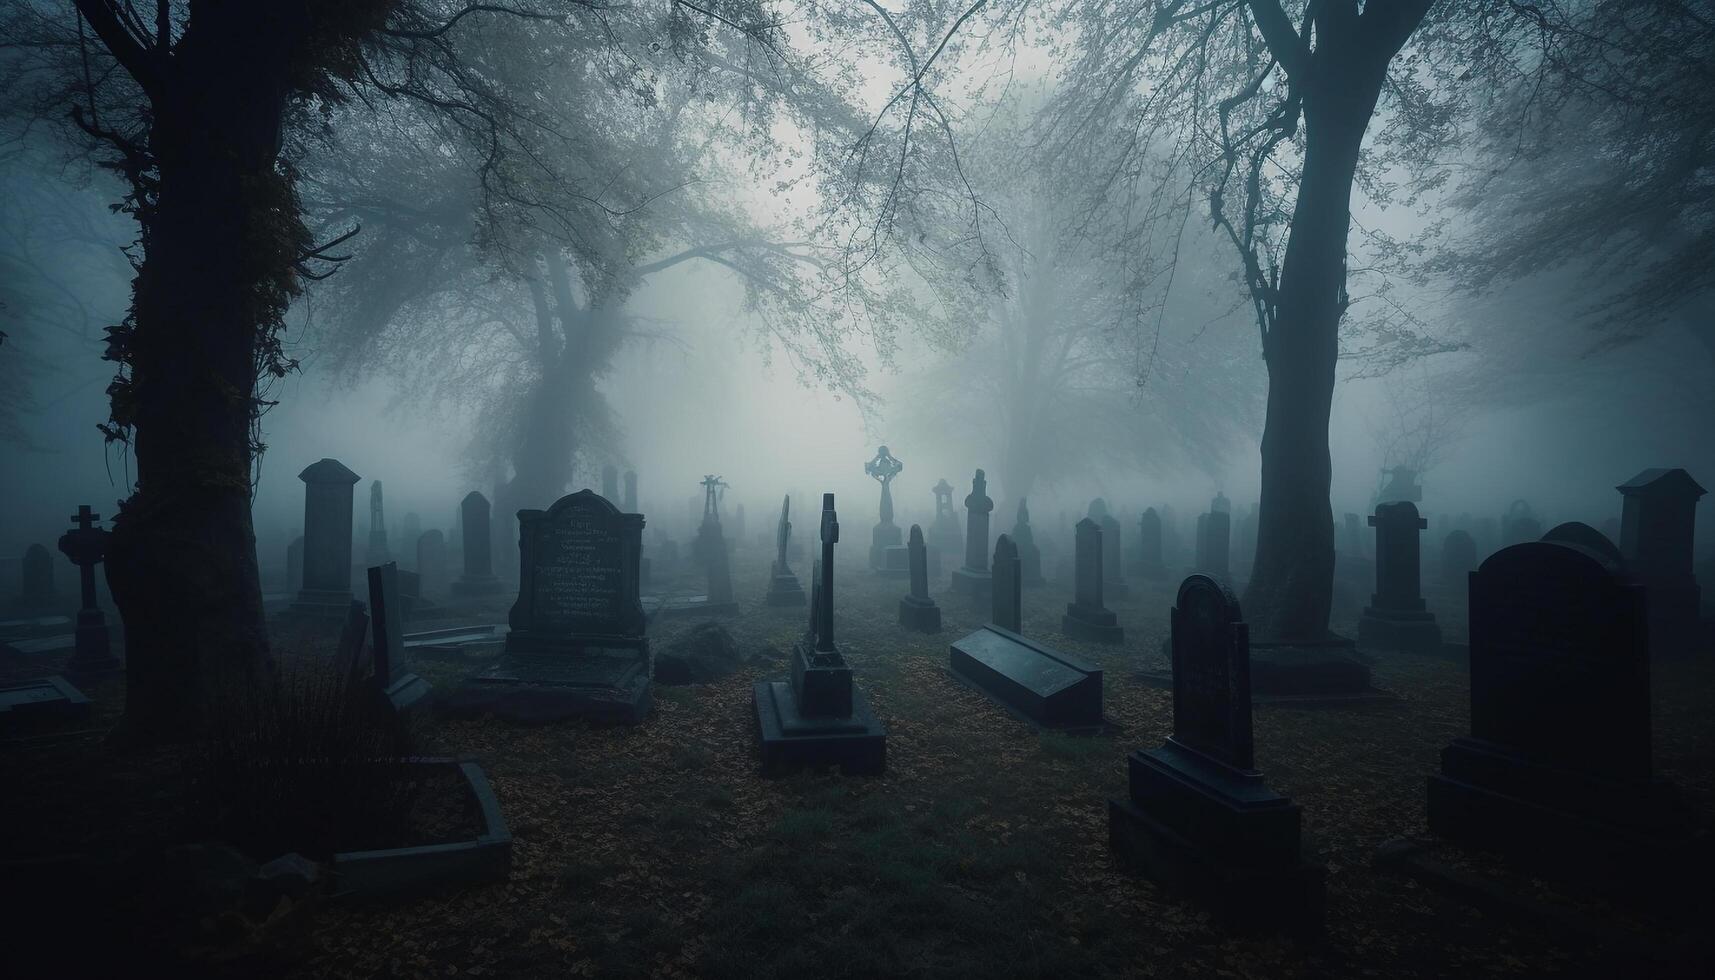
[{"xmin": 3, "ymin": 547, "xmax": 1712, "ymax": 979}]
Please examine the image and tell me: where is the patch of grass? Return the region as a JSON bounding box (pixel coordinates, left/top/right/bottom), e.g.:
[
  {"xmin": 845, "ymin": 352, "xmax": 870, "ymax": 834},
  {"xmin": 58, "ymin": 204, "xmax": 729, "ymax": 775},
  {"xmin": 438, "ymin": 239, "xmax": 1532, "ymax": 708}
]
[
  {"xmin": 667, "ymin": 741, "xmax": 715, "ymax": 771},
  {"xmin": 556, "ymin": 855, "xmax": 624, "ymax": 894},
  {"xmin": 703, "ymin": 783, "xmax": 736, "ymax": 809},
  {"xmin": 1038, "ymin": 731, "xmax": 1113, "ymax": 762},
  {"xmin": 654, "ymin": 684, "xmax": 698, "ymax": 705},
  {"xmin": 771, "ymin": 806, "xmax": 835, "ymax": 844}
]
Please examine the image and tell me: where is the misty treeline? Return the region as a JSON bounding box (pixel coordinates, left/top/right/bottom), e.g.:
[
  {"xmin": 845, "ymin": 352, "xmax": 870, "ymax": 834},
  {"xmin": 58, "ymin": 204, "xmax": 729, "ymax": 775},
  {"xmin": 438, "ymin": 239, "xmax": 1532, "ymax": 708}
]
[{"xmin": 0, "ymin": 0, "xmax": 1708, "ymax": 741}]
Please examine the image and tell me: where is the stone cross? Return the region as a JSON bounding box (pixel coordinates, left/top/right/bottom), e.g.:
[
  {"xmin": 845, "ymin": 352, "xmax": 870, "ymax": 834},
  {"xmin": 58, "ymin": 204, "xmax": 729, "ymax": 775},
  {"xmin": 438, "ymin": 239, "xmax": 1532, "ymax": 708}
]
[
  {"xmin": 992, "ymin": 534, "xmax": 1022, "ymax": 633},
  {"xmin": 57, "ymin": 505, "xmax": 117, "ymax": 672},
  {"xmin": 864, "ymin": 446, "xmax": 904, "ymax": 526},
  {"xmin": 701, "ymin": 475, "xmax": 728, "ymax": 522},
  {"xmin": 963, "ymin": 469, "xmax": 993, "ymax": 573},
  {"xmin": 1369, "ymin": 501, "xmax": 1429, "ymax": 610},
  {"xmin": 908, "ymin": 524, "xmax": 930, "ymax": 600},
  {"xmin": 817, "ymin": 493, "xmax": 839, "ymax": 652}
]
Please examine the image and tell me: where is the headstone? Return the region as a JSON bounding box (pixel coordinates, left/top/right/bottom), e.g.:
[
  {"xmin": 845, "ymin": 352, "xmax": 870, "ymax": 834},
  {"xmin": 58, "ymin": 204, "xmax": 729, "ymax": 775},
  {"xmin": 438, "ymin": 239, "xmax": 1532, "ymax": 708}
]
[
  {"xmin": 18, "ymin": 544, "xmax": 55, "ymax": 609},
  {"xmin": 1011, "ymin": 499, "xmax": 1045, "ymax": 586},
  {"xmin": 416, "ymin": 530, "xmax": 448, "ymax": 596},
  {"xmin": 1616, "ymin": 468, "xmax": 1706, "ymax": 657},
  {"xmin": 691, "ymin": 474, "xmax": 728, "ymax": 567},
  {"xmin": 1101, "ymin": 514, "xmax": 1129, "ymax": 598},
  {"xmin": 602, "ymin": 465, "xmax": 619, "ymax": 502},
  {"xmin": 1542, "ymin": 521, "xmax": 1621, "ymax": 563},
  {"xmin": 766, "ymin": 495, "xmax": 807, "ymax": 606},
  {"xmin": 1211, "ymin": 491, "xmax": 1230, "ymax": 514},
  {"xmin": 1087, "ymin": 497, "xmax": 1110, "ymax": 522},
  {"xmin": 450, "ymin": 490, "xmax": 650, "ymax": 724},
  {"xmin": 1358, "ymin": 502, "xmax": 1442, "ymax": 655},
  {"xmin": 1109, "ymin": 576, "xmax": 1323, "ymax": 933},
  {"xmin": 1439, "ymin": 530, "xmax": 1477, "ymax": 590},
  {"xmin": 950, "ymin": 469, "xmax": 995, "ymax": 598},
  {"xmin": 1196, "ymin": 510, "xmax": 1231, "ymax": 579},
  {"xmin": 1062, "ymin": 518, "xmax": 1123, "ymax": 643},
  {"xmin": 451, "ymin": 491, "xmax": 505, "ymax": 595},
  {"xmin": 365, "ymin": 480, "xmax": 390, "ymax": 567},
  {"xmin": 898, "ymin": 525, "xmax": 941, "ymax": 632},
  {"xmin": 290, "ymin": 458, "xmax": 362, "ymax": 618},
  {"xmin": 622, "ymin": 470, "xmax": 638, "ymax": 513},
  {"xmin": 286, "ymin": 536, "xmax": 304, "ymax": 594},
  {"xmin": 754, "ymin": 493, "xmax": 887, "ymax": 775},
  {"xmin": 991, "ymin": 535, "xmax": 1022, "ymax": 633},
  {"xmin": 864, "ymin": 445, "xmax": 905, "ymax": 571},
  {"xmin": 366, "ymin": 562, "xmax": 431, "ymax": 717},
  {"xmin": 1136, "ymin": 509, "xmax": 1168, "ymax": 579},
  {"xmin": 1501, "ymin": 499, "xmax": 1542, "ymax": 547},
  {"xmin": 334, "ymin": 600, "xmax": 370, "ymax": 682},
  {"xmin": 1428, "ymin": 536, "xmax": 1705, "ymax": 890},
  {"xmin": 56, "ymin": 506, "xmax": 120, "ymax": 673},
  {"xmin": 928, "ymin": 478, "xmax": 963, "ymax": 559}
]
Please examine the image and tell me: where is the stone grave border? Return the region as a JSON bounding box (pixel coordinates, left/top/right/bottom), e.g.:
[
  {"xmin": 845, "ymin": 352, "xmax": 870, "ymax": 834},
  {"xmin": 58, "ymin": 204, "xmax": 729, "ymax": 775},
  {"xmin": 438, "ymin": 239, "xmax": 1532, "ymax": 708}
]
[{"xmin": 331, "ymin": 758, "xmax": 511, "ymax": 899}]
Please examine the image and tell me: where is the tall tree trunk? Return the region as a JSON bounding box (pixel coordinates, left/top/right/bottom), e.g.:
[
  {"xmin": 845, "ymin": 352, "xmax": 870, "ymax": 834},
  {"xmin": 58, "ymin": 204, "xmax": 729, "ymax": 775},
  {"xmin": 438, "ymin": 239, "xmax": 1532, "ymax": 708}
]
[
  {"xmin": 105, "ymin": 14, "xmax": 295, "ymax": 741},
  {"xmin": 1241, "ymin": 88, "xmax": 1377, "ymax": 642}
]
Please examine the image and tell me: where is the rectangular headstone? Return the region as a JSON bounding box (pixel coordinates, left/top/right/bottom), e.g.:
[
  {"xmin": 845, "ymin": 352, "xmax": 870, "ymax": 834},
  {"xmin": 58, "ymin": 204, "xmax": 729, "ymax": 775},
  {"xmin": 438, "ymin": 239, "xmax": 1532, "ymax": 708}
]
[{"xmin": 1170, "ymin": 576, "xmax": 1252, "ymax": 771}]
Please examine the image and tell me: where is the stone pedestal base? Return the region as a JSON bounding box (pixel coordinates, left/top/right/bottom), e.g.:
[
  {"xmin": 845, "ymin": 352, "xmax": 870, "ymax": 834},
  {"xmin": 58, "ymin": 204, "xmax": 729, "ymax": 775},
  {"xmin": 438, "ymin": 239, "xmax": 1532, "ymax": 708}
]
[
  {"xmin": 1248, "ymin": 633, "xmax": 1392, "ymax": 704},
  {"xmin": 1062, "ymin": 603, "xmax": 1123, "ymax": 644},
  {"xmin": 1109, "ymin": 742, "xmax": 1324, "ymax": 935},
  {"xmin": 766, "ymin": 573, "xmax": 806, "ymax": 606},
  {"xmin": 66, "ymin": 609, "xmax": 121, "ymax": 673},
  {"xmin": 754, "ymin": 641, "xmax": 886, "ymax": 776},
  {"xmin": 869, "ymin": 523, "xmax": 903, "ymax": 571},
  {"xmin": 1358, "ymin": 605, "xmax": 1442, "ymax": 655},
  {"xmin": 450, "ymin": 575, "xmax": 508, "ymax": 597},
  {"xmin": 445, "ymin": 642, "xmax": 650, "ymax": 725},
  {"xmin": 950, "ymin": 567, "xmax": 991, "ymax": 599},
  {"xmin": 1427, "ymin": 737, "xmax": 1709, "ymax": 897},
  {"xmin": 898, "ymin": 594, "xmax": 941, "ymax": 632}
]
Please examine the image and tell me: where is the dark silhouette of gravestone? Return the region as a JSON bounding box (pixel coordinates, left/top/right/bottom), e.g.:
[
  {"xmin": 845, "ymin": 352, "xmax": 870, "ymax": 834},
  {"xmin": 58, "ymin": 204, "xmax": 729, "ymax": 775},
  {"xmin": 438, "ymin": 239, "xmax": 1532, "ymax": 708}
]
[
  {"xmin": 1195, "ymin": 510, "xmax": 1231, "ymax": 579},
  {"xmin": 898, "ymin": 525, "xmax": 941, "ymax": 632},
  {"xmin": 664, "ymin": 481, "xmax": 740, "ymax": 618},
  {"xmin": 991, "ymin": 535, "xmax": 1022, "ymax": 633},
  {"xmin": 754, "ymin": 493, "xmax": 886, "ymax": 775},
  {"xmin": 365, "ymin": 480, "xmax": 390, "ymax": 567},
  {"xmin": 286, "ymin": 536, "xmax": 304, "ymax": 593},
  {"xmin": 865, "ymin": 445, "xmax": 905, "ymax": 573},
  {"xmin": 58, "ymin": 506, "xmax": 120, "ymax": 673},
  {"xmin": 766, "ymin": 495, "xmax": 806, "ymax": 607},
  {"xmin": 602, "ymin": 464, "xmax": 619, "ymax": 502},
  {"xmin": 1439, "ymin": 530, "xmax": 1477, "ymax": 590},
  {"xmin": 951, "ymin": 470, "xmax": 995, "ymax": 599},
  {"xmin": 1136, "ymin": 509, "xmax": 1168, "ymax": 579},
  {"xmin": 929, "ymin": 478, "xmax": 963, "ymax": 559},
  {"xmin": 19, "ymin": 544, "xmax": 56, "ymax": 610},
  {"xmin": 1500, "ymin": 499, "xmax": 1542, "ymax": 547},
  {"xmin": 622, "ymin": 470, "xmax": 638, "ymax": 513},
  {"xmin": 1110, "ymin": 575, "xmax": 1324, "ymax": 934},
  {"xmin": 1542, "ymin": 520, "xmax": 1621, "ymax": 562},
  {"xmin": 289, "ymin": 458, "xmax": 362, "ymax": 619},
  {"xmin": 1087, "ymin": 497, "xmax": 1110, "ymax": 522},
  {"xmin": 451, "ymin": 491, "xmax": 506, "ymax": 596},
  {"xmin": 450, "ymin": 490, "xmax": 650, "ymax": 724},
  {"xmin": 417, "ymin": 530, "xmax": 448, "ymax": 596},
  {"xmin": 1359, "ymin": 502, "xmax": 1442, "ymax": 655},
  {"xmin": 1616, "ymin": 468, "xmax": 1706, "ymax": 657},
  {"xmin": 1211, "ymin": 491, "xmax": 1231, "ymax": 514},
  {"xmin": 1427, "ymin": 535, "xmax": 1706, "ymax": 892},
  {"xmin": 1062, "ymin": 518, "xmax": 1123, "ymax": 643},
  {"xmin": 366, "ymin": 562, "xmax": 431, "ymax": 717},
  {"xmin": 1010, "ymin": 499, "xmax": 1044, "ymax": 587},
  {"xmin": 1101, "ymin": 514, "xmax": 1129, "ymax": 598}
]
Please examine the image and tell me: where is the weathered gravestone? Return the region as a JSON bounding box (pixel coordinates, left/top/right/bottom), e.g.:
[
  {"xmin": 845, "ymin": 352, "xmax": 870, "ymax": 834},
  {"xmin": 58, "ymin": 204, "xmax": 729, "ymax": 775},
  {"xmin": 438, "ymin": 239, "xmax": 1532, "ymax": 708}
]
[
  {"xmin": 952, "ymin": 536, "xmax": 1105, "ymax": 731},
  {"xmin": 1616, "ymin": 468, "xmax": 1706, "ymax": 657},
  {"xmin": 1010, "ymin": 499, "xmax": 1045, "ymax": 587},
  {"xmin": 1439, "ymin": 530, "xmax": 1477, "ymax": 591},
  {"xmin": 449, "ymin": 490, "xmax": 650, "ymax": 724},
  {"xmin": 991, "ymin": 535, "xmax": 1022, "ymax": 633},
  {"xmin": 897, "ymin": 525, "xmax": 942, "ymax": 632},
  {"xmin": 1195, "ymin": 510, "xmax": 1231, "ymax": 579},
  {"xmin": 366, "ymin": 562, "xmax": 432, "ymax": 718},
  {"xmin": 1062, "ymin": 518, "xmax": 1123, "ymax": 644},
  {"xmin": 57, "ymin": 505, "xmax": 120, "ymax": 673},
  {"xmin": 451, "ymin": 491, "xmax": 506, "ymax": 596},
  {"xmin": 1101, "ymin": 514, "xmax": 1129, "ymax": 598},
  {"xmin": 1358, "ymin": 502, "xmax": 1442, "ymax": 655},
  {"xmin": 289, "ymin": 458, "xmax": 362, "ymax": 619},
  {"xmin": 19, "ymin": 544, "xmax": 56, "ymax": 610},
  {"xmin": 662, "ymin": 480, "xmax": 739, "ymax": 618},
  {"xmin": 950, "ymin": 470, "xmax": 994, "ymax": 599},
  {"xmin": 286, "ymin": 536, "xmax": 304, "ymax": 594},
  {"xmin": 1109, "ymin": 575, "xmax": 1324, "ymax": 934},
  {"xmin": 766, "ymin": 495, "xmax": 807, "ymax": 607},
  {"xmin": 416, "ymin": 530, "xmax": 448, "ymax": 596},
  {"xmin": 365, "ymin": 480, "xmax": 390, "ymax": 566},
  {"xmin": 1135, "ymin": 508, "xmax": 1168, "ymax": 580},
  {"xmin": 1427, "ymin": 533, "xmax": 1706, "ymax": 891},
  {"xmin": 928, "ymin": 479, "xmax": 963, "ymax": 559},
  {"xmin": 754, "ymin": 493, "xmax": 887, "ymax": 775}
]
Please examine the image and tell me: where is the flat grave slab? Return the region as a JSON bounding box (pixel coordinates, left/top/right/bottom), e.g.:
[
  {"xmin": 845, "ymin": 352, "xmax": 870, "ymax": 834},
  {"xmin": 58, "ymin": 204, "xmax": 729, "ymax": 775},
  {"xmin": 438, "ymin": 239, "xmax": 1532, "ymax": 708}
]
[
  {"xmin": 949, "ymin": 625, "xmax": 1108, "ymax": 732},
  {"xmin": 0, "ymin": 675, "xmax": 91, "ymax": 729}
]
